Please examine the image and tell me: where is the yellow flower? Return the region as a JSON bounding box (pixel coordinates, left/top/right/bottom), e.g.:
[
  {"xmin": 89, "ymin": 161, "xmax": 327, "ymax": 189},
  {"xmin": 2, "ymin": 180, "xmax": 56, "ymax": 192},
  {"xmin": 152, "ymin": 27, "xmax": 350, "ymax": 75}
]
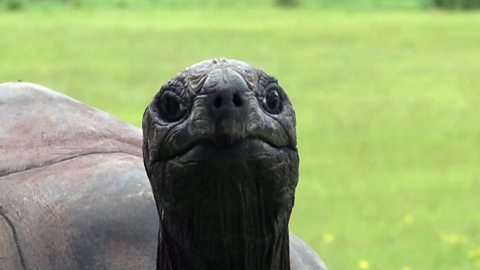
[
  {"xmin": 468, "ymin": 248, "xmax": 480, "ymax": 260},
  {"xmin": 403, "ymin": 215, "xmax": 414, "ymax": 224},
  {"xmin": 322, "ymin": 233, "xmax": 335, "ymax": 245},
  {"xmin": 358, "ymin": 259, "xmax": 369, "ymax": 270},
  {"xmin": 439, "ymin": 232, "xmax": 469, "ymax": 245}
]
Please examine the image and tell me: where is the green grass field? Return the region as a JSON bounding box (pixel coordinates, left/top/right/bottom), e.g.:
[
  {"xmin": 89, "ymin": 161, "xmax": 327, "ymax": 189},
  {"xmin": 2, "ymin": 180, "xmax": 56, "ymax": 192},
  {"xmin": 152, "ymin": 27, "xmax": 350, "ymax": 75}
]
[
  {"xmin": 1, "ymin": 8, "xmax": 480, "ymax": 270},
  {"xmin": 0, "ymin": 0, "xmax": 427, "ymax": 10}
]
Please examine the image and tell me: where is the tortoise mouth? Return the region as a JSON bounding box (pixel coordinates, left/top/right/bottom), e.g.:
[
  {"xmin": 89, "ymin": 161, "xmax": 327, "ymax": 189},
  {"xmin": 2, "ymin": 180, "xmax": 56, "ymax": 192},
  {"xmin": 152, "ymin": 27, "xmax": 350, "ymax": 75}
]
[{"xmin": 171, "ymin": 137, "xmax": 294, "ymax": 163}]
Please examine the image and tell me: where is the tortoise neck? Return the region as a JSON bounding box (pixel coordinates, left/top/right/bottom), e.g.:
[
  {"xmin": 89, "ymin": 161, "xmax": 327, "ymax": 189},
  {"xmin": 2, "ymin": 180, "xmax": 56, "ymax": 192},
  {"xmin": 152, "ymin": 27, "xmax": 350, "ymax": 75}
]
[
  {"xmin": 151, "ymin": 158, "xmax": 297, "ymax": 270},
  {"xmin": 156, "ymin": 220, "xmax": 291, "ymax": 270},
  {"xmin": 146, "ymin": 148, "xmax": 299, "ymax": 270}
]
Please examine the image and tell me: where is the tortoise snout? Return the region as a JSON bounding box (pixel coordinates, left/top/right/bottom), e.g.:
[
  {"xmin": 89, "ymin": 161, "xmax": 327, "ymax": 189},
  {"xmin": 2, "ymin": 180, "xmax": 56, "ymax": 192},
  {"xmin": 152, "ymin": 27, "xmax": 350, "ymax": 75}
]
[
  {"xmin": 204, "ymin": 68, "xmax": 250, "ymax": 119},
  {"xmin": 203, "ymin": 68, "xmax": 251, "ymax": 142}
]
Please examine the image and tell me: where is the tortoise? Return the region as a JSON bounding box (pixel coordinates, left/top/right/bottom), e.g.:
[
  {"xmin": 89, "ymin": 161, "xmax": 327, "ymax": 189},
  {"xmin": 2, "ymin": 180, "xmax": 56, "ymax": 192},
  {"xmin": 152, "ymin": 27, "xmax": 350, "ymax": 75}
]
[{"xmin": 0, "ymin": 59, "xmax": 327, "ymax": 270}]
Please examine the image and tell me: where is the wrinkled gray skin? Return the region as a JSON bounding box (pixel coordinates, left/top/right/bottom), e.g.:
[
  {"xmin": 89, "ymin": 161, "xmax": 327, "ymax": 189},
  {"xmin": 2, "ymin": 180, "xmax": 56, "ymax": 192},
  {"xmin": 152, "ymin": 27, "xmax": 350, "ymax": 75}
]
[
  {"xmin": 143, "ymin": 59, "xmax": 326, "ymax": 270},
  {"xmin": 0, "ymin": 77, "xmax": 326, "ymax": 269}
]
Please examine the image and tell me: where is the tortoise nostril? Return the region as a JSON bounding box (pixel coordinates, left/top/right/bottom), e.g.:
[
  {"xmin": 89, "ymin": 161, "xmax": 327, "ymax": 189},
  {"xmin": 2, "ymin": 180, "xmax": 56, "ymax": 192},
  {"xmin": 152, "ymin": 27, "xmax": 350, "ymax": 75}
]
[
  {"xmin": 214, "ymin": 96, "xmax": 222, "ymax": 109},
  {"xmin": 233, "ymin": 93, "xmax": 242, "ymax": 107}
]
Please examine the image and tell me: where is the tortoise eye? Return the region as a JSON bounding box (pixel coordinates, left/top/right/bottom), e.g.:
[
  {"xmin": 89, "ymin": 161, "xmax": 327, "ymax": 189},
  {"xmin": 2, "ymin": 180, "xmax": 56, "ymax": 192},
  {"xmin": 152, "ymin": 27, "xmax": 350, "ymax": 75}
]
[
  {"xmin": 158, "ymin": 92, "xmax": 187, "ymax": 122},
  {"xmin": 263, "ymin": 89, "xmax": 282, "ymax": 114}
]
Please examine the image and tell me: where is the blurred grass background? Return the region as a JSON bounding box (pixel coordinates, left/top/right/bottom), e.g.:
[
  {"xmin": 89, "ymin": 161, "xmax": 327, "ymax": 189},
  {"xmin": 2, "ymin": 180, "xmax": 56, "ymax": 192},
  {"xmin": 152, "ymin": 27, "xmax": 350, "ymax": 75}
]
[{"xmin": 1, "ymin": 1, "xmax": 480, "ymax": 269}]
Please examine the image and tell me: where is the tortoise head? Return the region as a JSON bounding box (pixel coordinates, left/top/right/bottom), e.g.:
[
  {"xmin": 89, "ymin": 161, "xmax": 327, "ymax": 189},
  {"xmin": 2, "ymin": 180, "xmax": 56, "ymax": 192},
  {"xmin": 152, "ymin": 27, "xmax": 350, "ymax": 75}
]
[{"xmin": 142, "ymin": 58, "xmax": 299, "ymax": 270}]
